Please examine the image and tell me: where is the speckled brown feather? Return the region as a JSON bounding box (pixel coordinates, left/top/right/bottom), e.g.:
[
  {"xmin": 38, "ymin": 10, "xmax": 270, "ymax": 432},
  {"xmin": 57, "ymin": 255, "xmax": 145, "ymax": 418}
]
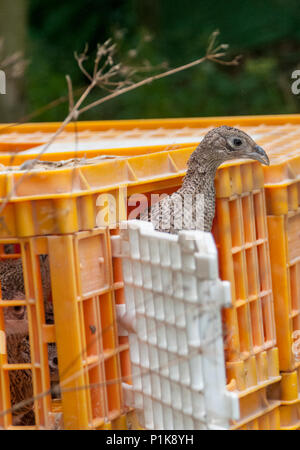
[
  {"xmin": 5, "ymin": 324, "xmax": 59, "ymax": 425},
  {"xmin": 1, "ymin": 256, "xmax": 59, "ymax": 425},
  {"xmin": 6, "ymin": 328, "xmax": 34, "ymax": 425}
]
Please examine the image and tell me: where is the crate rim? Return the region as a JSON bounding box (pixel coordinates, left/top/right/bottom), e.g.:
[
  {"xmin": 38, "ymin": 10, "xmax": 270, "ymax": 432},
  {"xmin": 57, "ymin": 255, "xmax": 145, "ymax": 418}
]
[{"xmin": 2, "ymin": 113, "xmax": 300, "ymax": 134}]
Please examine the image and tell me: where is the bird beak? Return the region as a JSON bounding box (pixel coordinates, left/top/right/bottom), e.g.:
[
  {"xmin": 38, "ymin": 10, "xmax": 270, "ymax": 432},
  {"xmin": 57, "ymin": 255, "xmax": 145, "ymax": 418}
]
[{"xmin": 250, "ymin": 145, "xmax": 270, "ymax": 166}]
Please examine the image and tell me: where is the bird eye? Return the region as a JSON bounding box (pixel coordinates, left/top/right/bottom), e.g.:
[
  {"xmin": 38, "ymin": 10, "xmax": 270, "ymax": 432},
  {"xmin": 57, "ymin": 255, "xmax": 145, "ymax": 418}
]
[
  {"xmin": 14, "ymin": 306, "xmax": 22, "ymax": 312},
  {"xmin": 13, "ymin": 305, "xmax": 25, "ymax": 317},
  {"xmin": 52, "ymin": 357, "xmax": 58, "ymax": 366},
  {"xmin": 233, "ymin": 138, "xmax": 242, "ymax": 146}
]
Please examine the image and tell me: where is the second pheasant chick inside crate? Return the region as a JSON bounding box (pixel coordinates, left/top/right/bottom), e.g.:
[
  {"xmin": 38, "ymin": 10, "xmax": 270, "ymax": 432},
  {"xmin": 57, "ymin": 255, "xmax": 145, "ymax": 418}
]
[
  {"xmin": 117, "ymin": 220, "xmax": 240, "ymax": 430},
  {"xmin": 0, "ymin": 242, "xmax": 60, "ymax": 428},
  {"xmin": 0, "ymin": 229, "xmax": 127, "ymax": 430}
]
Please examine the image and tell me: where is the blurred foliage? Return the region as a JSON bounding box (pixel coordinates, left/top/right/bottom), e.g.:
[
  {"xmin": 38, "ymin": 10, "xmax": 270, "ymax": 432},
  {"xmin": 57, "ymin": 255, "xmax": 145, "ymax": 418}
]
[{"xmin": 25, "ymin": 0, "xmax": 300, "ymax": 121}]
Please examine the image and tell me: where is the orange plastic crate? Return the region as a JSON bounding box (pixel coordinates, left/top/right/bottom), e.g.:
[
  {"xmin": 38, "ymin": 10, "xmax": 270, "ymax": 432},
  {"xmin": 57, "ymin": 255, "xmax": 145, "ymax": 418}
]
[
  {"xmin": 212, "ymin": 162, "xmax": 278, "ymax": 391},
  {"xmin": 0, "ymin": 138, "xmax": 280, "ymax": 429},
  {"xmin": 211, "ymin": 161, "xmax": 281, "ymax": 428},
  {"xmin": 267, "ymin": 214, "xmax": 300, "ymax": 372},
  {"xmin": 0, "ymin": 155, "xmax": 279, "ymax": 429},
  {"xmin": 0, "ymin": 229, "xmax": 127, "ymax": 430},
  {"xmin": 0, "ymin": 114, "xmax": 299, "ymax": 430},
  {"xmin": 262, "ymin": 143, "xmax": 300, "ymax": 372},
  {"xmin": 0, "ymin": 114, "xmax": 300, "ymax": 165}
]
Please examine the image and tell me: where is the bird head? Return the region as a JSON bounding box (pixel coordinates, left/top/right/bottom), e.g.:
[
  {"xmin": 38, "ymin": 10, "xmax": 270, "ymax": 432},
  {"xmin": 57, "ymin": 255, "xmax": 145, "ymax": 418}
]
[{"xmin": 199, "ymin": 125, "xmax": 269, "ymax": 166}]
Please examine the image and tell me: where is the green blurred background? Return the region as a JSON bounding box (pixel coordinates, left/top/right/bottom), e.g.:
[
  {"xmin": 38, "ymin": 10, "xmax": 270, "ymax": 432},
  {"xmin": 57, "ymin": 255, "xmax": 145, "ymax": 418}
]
[{"xmin": 1, "ymin": 0, "xmax": 300, "ymax": 122}]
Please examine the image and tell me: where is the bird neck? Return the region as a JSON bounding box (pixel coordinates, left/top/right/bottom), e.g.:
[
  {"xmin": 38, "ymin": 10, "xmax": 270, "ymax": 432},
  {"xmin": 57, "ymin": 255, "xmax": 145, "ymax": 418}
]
[{"xmin": 179, "ymin": 152, "xmax": 221, "ymax": 195}]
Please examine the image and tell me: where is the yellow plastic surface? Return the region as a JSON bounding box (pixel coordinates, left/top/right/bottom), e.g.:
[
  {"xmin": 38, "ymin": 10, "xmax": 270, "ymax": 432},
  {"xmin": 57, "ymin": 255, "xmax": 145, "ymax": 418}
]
[
  {"xmin": 264, "ymin": 143, "xmax": 300, "ymax": 373},
  {"xmin": 267, "ymin": 367, "xmax": 300, "ymax": 430},
  {"xmin": 232, "ymin": 404, "xmax": 281, "ymax": 430},
  {"xmin": 0, "ymin": 114, "xmax": 299, "ymax": 167},
  {"xmin": 211, "ymin": 162, "xmax": 279, "ymax": 413}
]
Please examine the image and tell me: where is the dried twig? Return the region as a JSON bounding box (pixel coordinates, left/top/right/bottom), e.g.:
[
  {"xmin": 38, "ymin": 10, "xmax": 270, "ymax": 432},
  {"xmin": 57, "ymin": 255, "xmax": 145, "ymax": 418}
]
[{"xmin": 65, "ymin": 75, "xmax": 74, "ymax": 113}]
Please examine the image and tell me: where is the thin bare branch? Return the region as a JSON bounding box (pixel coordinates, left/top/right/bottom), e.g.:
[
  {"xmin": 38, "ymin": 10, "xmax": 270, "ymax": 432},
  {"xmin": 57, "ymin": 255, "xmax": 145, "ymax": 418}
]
[
  {"xmin": 65, "ymin": 75, "xmax": 74, "ymax": 112},
  {"xmin": 79, "ymin": 48, "xmax": 238, "ymax": 115},
  {"xmin": 206, "ymin": 29, "xmax": 220, "ymax": 55},
  {"xmin": 74, "ymin": 43, "xmax": 93, "ymax": 82}
]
